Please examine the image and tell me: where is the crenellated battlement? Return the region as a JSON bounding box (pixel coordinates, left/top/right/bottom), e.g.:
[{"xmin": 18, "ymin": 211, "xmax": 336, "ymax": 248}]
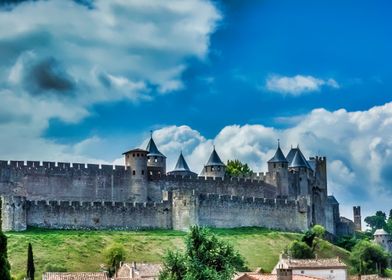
[
  {"xmin": 198, "ymin": 193, "xmax": 297, "ymax": 207},
  {"xmin": 0, "ymin": 160, "xmax": 128, "ymax": 173},
  {"xmin": 148, "ymin": 173, "xmax": 269, "ymax": 186},
  {"xmin": 28, "ymin": 199, "xmax": 171, "ymax": 209}
]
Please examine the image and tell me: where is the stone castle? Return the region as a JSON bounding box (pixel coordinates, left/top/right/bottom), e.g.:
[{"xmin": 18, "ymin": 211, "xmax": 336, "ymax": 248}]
[{"xmin": 0, "ymin": 134, "xmax": 352, "ymax": 235}]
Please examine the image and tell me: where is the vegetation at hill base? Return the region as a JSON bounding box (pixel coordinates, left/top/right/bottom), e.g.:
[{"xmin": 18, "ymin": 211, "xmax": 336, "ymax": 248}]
[
  {"xmin": 6, "ymin": 227, "xmax": 350, "ymax": 279},
  {"xmin": 159, "ymin": 226, "xmax": 245, "ymax": 280}
]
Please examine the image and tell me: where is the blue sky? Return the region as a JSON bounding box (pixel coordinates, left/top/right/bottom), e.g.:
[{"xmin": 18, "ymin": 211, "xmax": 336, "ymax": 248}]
[{"xmin": 0, "ymin": 0, "xmax": 391, "ymax": 219}]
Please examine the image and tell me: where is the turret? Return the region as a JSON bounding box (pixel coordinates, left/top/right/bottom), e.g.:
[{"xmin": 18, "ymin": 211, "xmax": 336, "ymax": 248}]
[
  {"xmin": 267, "ymin": 141, "xmax": 289, "ymax": 197},
  {"xmin": 286, "ymin": 146, "xmax": 312, "ymax": 196},
  {"xmin": 122, "ymin": 148, "xmax": 148, "ymax": 202},
  {"xmin": 146, "ymin": 133, "xmax": 166, "ymax": 175},
  {"xmin": 200, "ymin": 147, "xmax": 225, "ymax": 178},
  {"xmin": 353, "ymin": 206, "xmax": 362, "ymax": 231},
  {"xmin": 167, "ymin": 152, "xmax": 197, "ymax": 177}
]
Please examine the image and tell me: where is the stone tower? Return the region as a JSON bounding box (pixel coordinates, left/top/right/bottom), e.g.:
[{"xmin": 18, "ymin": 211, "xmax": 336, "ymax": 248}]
[
  {"xmin": 146, "ymin": 133, "xmax": 166, "ymax": 175},
  {"xmin": 200, "ymin": 147, "xmax": 225, "ymax": 178},
  {"xmin": 374, "ymin": 229, "xmax": 392, "ymax": 253},
  {"xmin": 1, "ymin": 196, "xmax": 27, "ymax": 232},
  {"xmin": 123, "ymin": 148, "xmax": 149, "ymax": 202},
  {"xmin": 287, "ymin": 147, "xmax": 311, "ymax": 196},
  {"xmin": 267, "ymin": 141, "xmax": 289, "ymax": 197},
  {"xmin": 353, "ymin": 206, "xmax": 362, "ymax": 231}
]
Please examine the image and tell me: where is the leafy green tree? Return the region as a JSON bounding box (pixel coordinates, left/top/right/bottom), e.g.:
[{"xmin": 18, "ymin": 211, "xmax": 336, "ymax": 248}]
[
  {"xmin": 350, "ymin": 240, "xmax": 390, "ymax": 276},
  {"xmin": 364, "ymin": 211, "xmax": 387, "ymax": 233},
  {"xmin": 288, "ymin": 241, "xmax": 314, "ymax": 259},
  {"xmin": 43, "ymin": 263, "xmax": 67, "ymax": 272},
  {"xmin": 225, "ymin": 160, "xmax": 253, "ymax": 177},
  {"xmin": 301, "ymin": 225, "xmax": 325, "ymax": 252},
  {"xmin": 159, "ymin": 251, "xmax": 187, "ymax": 280},
  {"xmin": 103, "ymin": 243, "xmax": 126, "ymax": 277},
  {"xmin": 26, "ymin": 243, "xmax": 35, "ymax": 280},
  {"xmin": 159, "ymin": 226, "xmax": 246, "ymax": 280},
  {"xmin": 0, "ymin": 230, "xmax": 11, "ymax": 280}
]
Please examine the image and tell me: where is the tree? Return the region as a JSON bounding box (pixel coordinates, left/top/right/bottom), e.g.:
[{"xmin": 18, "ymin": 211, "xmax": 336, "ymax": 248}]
[
  {"xmin": 26, "ymin": 243, "xmax": 35, "ymax": 280},
  {"xmin": 103, "ymin": 244, "xmax": 126, "ymax": 277},
  {"xmin": 350, "ymin": 240, "xmax": 390, "ymax": 276},
  {"xmin": 159, "ymin": 226, "xmax": 246, "ymax": 280},
  {"xmin": 301, "ymin": 225, "xmax": 325, "ymax": 252},
  {"xmin": 225, "ymin": 160, "xmax": 253, "ymax": 178},
  {"xmin": 0, "ymin": 231, "xmax": 11, "ymax": 280},
  {"xmin": 364, "ymin": 211, "xmax": 387, "ymax": 233},
  {"xmin": 288, "ymin": 241, "xmax": 314, "ymax": 259}
]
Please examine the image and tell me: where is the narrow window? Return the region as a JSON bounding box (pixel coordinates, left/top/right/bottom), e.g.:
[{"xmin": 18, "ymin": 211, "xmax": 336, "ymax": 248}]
[
  {"xmin": 274, "ymin": 163, "xmax": 276, "ymax": 168},
  {"xmin": 133, "ymin": 153, "xmax": 135, "ymax": 157},
  {"xmin": 141, "ymin": 170, "xmax": 144, "ymax": 175},
  {"xmin": 137, "ymin": 153, "xmax": 139, "ymax": 157},
  {"xmin": 132, "ymin": 170, "xmax": 136, "ymax": 175}
]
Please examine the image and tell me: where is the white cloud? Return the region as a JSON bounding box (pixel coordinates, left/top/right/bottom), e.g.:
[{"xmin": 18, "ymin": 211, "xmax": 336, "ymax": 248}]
[
  {"xmin": 266, "ymin": 74, "xmax": 339, "ymax": 96},
  {"xmin": 0, "ymin": 0, "xmax": 221, "ymax": 165}
]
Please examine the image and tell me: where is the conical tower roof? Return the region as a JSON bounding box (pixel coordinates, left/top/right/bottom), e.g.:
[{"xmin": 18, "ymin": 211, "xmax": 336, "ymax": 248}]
[
  {"xmin": 268, "ymin": 142, "xmax": 288, "ymax": 163},
  {"xmin": 287, "ymin": 146, "xmax": 312, "ymax": 170},
  {"xmin": 205, "ymin": 147, "xmax": 224, "ymax": 166},
  {"xmin": 173, "ymin": 152, "xmax": 191, "ymax": 172},
  {"xmin": 146, "ymin": 136, "xmax": 166, "ymax": 158}
]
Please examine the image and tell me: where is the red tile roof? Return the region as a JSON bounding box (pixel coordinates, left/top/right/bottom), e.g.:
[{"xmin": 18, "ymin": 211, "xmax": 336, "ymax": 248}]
[{"xmin": 42, "ymin": 272, "xmax": 108, "ymax": 280}]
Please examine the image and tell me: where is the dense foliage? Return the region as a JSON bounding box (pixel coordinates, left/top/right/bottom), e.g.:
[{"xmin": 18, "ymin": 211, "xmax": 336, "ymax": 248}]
[
  {"xmin": 287, "ymin": 225, "xmax": 325, "ymax": 259},
  {"xmin": 365, "ymin": 211, "xmax": 387, "ymax": 233},
  {"xmin": 0, "ymin": 230, "xmax": 11, "ymax": 280},
  {"xmin": 103, "ymin": 243, "xmax": 126, "ymax": 277},
  {"xmin": 350, "ymin": 240, "xmax": 390, "ymax": 276},
  {"xmin": 26, "ymin": 243, "xmax": 35, "ymax": 280},
  {"xmin": 225, "ymin": 160, "xmax": 253, "ymax": 177},
  {"xmin": 288, "ymin": 241, "xmax": 314, "ymax": 259},
  {"xmin": 159, "ymin": 226, "xmax": 246, "ymax": 280}
]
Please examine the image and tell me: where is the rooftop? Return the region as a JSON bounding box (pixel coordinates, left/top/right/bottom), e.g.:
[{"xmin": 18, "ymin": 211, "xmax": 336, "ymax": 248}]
[
  {"xmin": 273, "ymin": 257, "xmax": 347, "ymax": 271},
  {"xmin": 205, "ymin": 147, "xmax": 225, "ymax": 166},
  {"xmin": 42, "ymin": 272, "xmax": 108, "ymax": 280},
  {"xmin": 234, "ymin": 273, "xmax": 324, "ymax": 280},
  {"xmin": 146, "ymin": 137, "xmax": 166, "ymax": 158}
]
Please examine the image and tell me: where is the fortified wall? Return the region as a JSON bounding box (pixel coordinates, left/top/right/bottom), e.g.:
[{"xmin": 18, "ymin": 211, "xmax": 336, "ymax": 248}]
[
  {"xmin": 0, "ymin": 135, "xmax": 340, "ymax": 234},
  {"xmin": 1, "ymin": 191, "xmax": 309, "ymax": 232}
]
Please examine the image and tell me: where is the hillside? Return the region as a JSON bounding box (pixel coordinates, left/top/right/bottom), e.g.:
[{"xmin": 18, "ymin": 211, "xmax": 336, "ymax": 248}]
[{"xmin": 6, "ymin": 227, "xmax": 350, "ymax": 279}]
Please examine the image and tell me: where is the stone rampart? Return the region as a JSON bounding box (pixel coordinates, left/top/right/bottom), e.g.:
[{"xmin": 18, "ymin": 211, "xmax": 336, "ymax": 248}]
[
  {"xmin": 197, "ymin": 193, "xmax": 308, "ymax": 232},
  {"xmin": 26, "ymin": 199, "xmax": 172, "ymax": 230},
  {"xmin": 0, "ymin": 160, "xmax": 131, "ymax": 201},
  {"xmin": 148, "ymin": 174, "xmax": 277, "ymax": 201}
]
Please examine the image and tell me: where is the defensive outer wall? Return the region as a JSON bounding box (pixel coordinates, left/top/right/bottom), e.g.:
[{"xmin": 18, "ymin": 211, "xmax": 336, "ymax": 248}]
[{"xmin": 0, "ymin": 160, "xmax": 310, "ymax": 232}]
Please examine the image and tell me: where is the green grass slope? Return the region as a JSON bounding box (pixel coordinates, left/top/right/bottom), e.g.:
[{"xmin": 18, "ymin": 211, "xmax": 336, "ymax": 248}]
[{"xmin": 6, "ymin": 227, "xmax": 350, "ymax": 279}]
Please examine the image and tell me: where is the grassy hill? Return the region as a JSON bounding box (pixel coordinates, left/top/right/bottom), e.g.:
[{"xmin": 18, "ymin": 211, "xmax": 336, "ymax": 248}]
[{"xmin": 6, "ymin": 227, "xmax": 350, "ymax": 279}]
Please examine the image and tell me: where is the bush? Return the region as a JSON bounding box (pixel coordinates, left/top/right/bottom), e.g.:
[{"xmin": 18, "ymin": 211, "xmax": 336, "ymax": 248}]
[
  {"xmin": 43, "ymin": 263, "xmax": 67, "ymax": 272},
  {"xmin": 103, "ymin": 244, "xmax": 126, "ymax": 277},
  {"xmin": 288, "ymin": 241, "xmax": 314, "ymax": 259}
]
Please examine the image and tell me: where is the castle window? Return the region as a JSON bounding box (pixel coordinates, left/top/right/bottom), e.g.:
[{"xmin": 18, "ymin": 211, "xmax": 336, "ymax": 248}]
[
  {"xmin": 137, "ymin": 153, "xmax": 139, "ymax": 157},
  {"xmin": 141, "ymin": 170, "xmax": 144, "ymax": 175},
  {"xmin": 133, "ymin": 153, "xmax": 135, "ymax": 157},
  {"xmin": 217, "ymin": 167, "xmax": 221, "ymax": 171},
  {"xmin": 274, "ymin": 163, "xmax": 276, "ymax": 168},
  {"xmin": 155, "ymin": 159, "xmax": 158, "ymax": 163},
  {"xmin": 132, "ymin": 170, "xmax": 136, "ymax": 175},
  {"xmin": 281, "ymin": 164, "xmax": 284, "ymax": 168}
]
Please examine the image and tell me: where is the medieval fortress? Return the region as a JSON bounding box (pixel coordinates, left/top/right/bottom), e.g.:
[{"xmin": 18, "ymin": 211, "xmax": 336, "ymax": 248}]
[{"xmin": 0, "ymin": 135, "xmax": 353, "ymax": 235}]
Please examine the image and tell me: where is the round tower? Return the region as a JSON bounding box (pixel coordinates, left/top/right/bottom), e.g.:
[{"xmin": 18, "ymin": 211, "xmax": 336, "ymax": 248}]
[
  {"xmin": 145, "ymin": 133, "xmax": 166, "ymax": 175},
  {"xmin": 200, "ymin": 147, "xmax": 225, "ymax": 178},
  {"xmin": 267, "ymin": 141, "xmax": 289, "ymax": 197},
  {"xmin": 123, "ymin": 148, "xmax": 148, "ymax": 202}
]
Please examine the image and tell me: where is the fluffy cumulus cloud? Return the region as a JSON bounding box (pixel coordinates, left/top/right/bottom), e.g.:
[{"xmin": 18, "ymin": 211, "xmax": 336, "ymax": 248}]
[
  {"xmin": 150, "ymin": 103, "xmax": 392, "ymax": 219},
  {"xmin": 266, "ymin": 74, "xmax": 339, "ymax": 96},
  {"xmin": 0, "ymin": 0, "xmax": 221, "ymax": 161}
]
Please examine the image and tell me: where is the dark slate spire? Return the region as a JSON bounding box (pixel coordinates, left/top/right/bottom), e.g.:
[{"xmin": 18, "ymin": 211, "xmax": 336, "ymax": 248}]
[
  {"xmin": 146, "ymin": 135, "xmax": 166, "ymax": 158},
  {"xmin": 173, "ymin": 152, "xmax": 191, "ymax": 171},
  {"xmin": 286, "ymin": 146, "xmax": 312, "ymax": 170},
  {"xmin": 268, "ymin": 140, "xmax": 288, "ymax": 163},
  {"xmin": 206, "ymin": 147, "xmax": 224, "ymax": 166}
]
